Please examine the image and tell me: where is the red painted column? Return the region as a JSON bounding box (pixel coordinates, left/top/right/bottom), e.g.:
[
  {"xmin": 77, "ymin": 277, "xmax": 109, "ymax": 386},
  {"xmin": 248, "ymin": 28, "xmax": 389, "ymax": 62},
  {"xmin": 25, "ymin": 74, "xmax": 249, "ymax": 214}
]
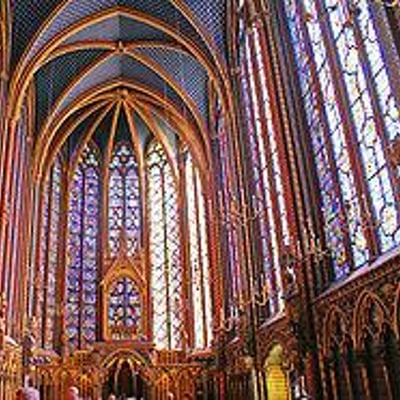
[
  {"xmin": 0, "ymin": 73, "xmax": 8, "ymax": 202},
  {"xmin": 0, "ymin": 117, "xmax": 18, "ymax": 295},
  {"xmin": 0, "ymin": 73, "xmax": 10, "ymax": 291}
]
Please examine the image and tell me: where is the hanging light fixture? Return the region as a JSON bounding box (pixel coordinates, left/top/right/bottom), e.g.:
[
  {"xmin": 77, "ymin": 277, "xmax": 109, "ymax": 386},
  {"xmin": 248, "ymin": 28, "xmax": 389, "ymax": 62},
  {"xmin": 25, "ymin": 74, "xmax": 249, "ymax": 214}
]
[{"xmin": 374, "ymin": 0, "xmax": 399, "ymax": 6}]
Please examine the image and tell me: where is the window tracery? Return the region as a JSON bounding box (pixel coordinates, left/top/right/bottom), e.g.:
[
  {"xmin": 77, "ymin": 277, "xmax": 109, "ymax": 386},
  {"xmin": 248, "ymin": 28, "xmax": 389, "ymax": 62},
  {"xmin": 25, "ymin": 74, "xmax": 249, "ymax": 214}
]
[
  {"xmin": 108, "ymin": 142, "xmax": 141, "ymax": 258},
  {"xmin": 108, "ymin": 276, "xmax": 142, "ymax": 340},
  {"xmin": 32, "ymin": 103, "xmax": 220, "ymax": 354},
  {"xmin": 37, "ymin": 156, "xmax": 62, "ymax": 349},
  {"xmin": 66, "ymin": 144, "xmax": 100, "ymax": 350},
  {"xmin": 185, "ymin": 153, "xmax": 212, "ymax": 349},
  {"xmin": 147, "ymin": 141, "xmax": 183, "ymax": 349},
  {"xmin": 283, "ymin": 0, "xmax": 400, "ymax": 280},
  {"xmin": 239, "ymin": 16, "xmax": 291, "ymax": 316}
]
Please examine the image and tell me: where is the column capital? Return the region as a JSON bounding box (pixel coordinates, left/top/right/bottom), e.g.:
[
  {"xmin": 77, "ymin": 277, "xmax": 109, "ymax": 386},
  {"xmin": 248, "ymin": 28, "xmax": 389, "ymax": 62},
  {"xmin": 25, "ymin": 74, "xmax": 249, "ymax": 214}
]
[{"xmin": 0, "ymin": 70, "xmax": 8, "ymax": 82}]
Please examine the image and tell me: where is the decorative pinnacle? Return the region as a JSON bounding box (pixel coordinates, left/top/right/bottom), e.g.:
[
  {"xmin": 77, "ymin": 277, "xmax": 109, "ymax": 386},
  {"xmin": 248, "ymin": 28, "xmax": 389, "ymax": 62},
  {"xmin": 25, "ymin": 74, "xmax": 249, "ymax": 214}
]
[{"xmin": 116, "ymin": 40, "xmax": 126, "ymax": 54}]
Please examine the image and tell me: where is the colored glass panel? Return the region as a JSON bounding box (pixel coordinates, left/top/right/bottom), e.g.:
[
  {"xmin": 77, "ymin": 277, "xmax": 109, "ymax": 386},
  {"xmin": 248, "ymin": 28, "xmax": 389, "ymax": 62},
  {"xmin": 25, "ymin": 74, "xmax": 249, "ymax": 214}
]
[
  {"xmin": 108, "ymin": 277, "xmax": 141, "ymax": 340},
  {"xmin": 37, "ymin": 157, "xmax": 62, "ymax": 349},
  {"xmin": 186, "ymin": 153, "xmax": 212, "ymax": 349},
  {"xmin": 240, "ymin": 21, "xmax": 290, "ymax": 314},
  {"xmin": 66, "ymin": 145, "xmax": 99, "ymax": 350},
  {"xmin": 323, "ymin": 0, "xmax": 400, "ymax": 251},
  {"xmin": 147, "ymin": 141, "xmax": 183, "ymax": 349},
  {"xmin": 283, "ymin": 0, "xmax": 400, "ymax": 281},
  {"xmin": 108, "ymin": 142, "xmax": 141, "ymax": 257}
]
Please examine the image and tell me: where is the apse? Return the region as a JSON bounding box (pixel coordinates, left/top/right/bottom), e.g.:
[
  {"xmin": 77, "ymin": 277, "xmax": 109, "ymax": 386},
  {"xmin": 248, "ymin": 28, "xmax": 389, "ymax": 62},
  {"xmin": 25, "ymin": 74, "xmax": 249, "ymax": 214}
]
[
  {"xmin": 0, "ymin": 1, "xmax": 399, "ymax": 399},
  {"xmin": 35, "ymin": 97, "xmax": 213, "ymax": 352}
]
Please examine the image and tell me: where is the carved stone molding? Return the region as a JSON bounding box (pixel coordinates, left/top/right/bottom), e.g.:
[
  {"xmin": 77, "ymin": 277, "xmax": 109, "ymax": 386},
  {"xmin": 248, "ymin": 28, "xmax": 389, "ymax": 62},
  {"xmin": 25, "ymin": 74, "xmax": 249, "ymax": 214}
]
[{"xmin": 314, "ymin": 252, "xmax": 400, "ymax": 350}]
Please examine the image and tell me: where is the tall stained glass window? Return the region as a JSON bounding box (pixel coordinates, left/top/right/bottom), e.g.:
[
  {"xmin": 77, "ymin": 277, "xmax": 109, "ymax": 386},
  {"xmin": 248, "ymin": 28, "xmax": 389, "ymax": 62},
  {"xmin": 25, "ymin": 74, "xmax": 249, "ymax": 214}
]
[
  {"xmin": 66, "ymin": 144, "xmax": 100, "ymax": 350},
  {"xmin": 239, "ymin": 16, "xmax": 291, "ymax": 316},
  {"xmin": 37, "ymin": 156, "xmax": 62, "ymax": 349},
  {"xmin": 108, "ymin": 142, "xmax": 141, "ymax": 257},
  {"xmin": 108, "ymin": 277, "xmax": 141, "ymax": 340},
  {"xmin": 147, "ymin": 141, "xmax": 183, "ymax": 349},
  {"xmin": 185, "ymin": 153, "xmax": 212, "ymax": 349},
  {"xmin": 283, "ymin": 0, "xmax": 400, "ymax": 280},
  {"xmin": 213, "ymin": 99, "xmax": 242, "ymax": 333}
]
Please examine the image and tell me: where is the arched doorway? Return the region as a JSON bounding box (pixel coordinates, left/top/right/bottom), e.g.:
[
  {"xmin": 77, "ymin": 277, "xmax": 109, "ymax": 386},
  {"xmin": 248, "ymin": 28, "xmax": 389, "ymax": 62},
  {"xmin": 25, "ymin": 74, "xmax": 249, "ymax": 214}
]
[
  {"xmin": 103, "ymin": 357, "xmax": 148, "ymax": 399},
  {"xmin": 265, "ymin": 345, "xmax": 290, "ymax": 400}
]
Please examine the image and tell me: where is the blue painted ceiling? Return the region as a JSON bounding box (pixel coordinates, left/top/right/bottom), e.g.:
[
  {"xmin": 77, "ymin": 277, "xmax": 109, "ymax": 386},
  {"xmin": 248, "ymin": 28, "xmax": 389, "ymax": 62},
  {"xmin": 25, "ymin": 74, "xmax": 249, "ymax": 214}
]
[{"xmin": 12, "ymin": 0, "xmax": 227, "ymax": 158}]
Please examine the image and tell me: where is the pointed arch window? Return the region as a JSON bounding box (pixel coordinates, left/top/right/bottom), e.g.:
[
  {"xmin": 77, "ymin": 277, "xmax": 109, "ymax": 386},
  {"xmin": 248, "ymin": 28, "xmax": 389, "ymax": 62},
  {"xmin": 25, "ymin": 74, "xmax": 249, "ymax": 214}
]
[
  {"xmin": 239, "ymin": 16, "xmax": 291, "ymax": 316},
  {"xmin": 37, "ymin": 156, "xmax": 62, "ymax": 349},
  {"xmin": 66, "ymin": 145, "xmax": 100, "ymax": 350},
  {"xmin": 147, "ymin": 141, "xmax": 183, "ymax": 349},
  {"xmin": 108, "ymin": 142, "xmax": 141, "ymax": 257},
  {"xmin": 185, "ymin": 153, "xmax": 212, "ymax": 349},
  {"xmin": 283, "ymin": 0, "xmax": 400, "ymax": 281}
]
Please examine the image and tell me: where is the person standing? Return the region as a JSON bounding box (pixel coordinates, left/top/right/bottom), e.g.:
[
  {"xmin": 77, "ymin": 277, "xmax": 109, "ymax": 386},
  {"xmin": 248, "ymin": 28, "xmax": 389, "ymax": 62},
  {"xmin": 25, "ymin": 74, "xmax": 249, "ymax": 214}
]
[
  {"xmin": 65, "ymin": 386, "xmax": 80, "ymax": 400},
  {"xmin": 23, "ymin": 377, "xmax": 40, "ymax": 400}
]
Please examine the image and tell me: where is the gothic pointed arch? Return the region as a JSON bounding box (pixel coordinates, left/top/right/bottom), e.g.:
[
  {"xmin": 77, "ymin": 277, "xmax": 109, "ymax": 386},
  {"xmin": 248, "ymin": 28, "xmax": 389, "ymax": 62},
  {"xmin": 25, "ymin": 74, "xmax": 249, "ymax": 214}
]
[
  {"xmin": 65, "ymin": 142, "xmax": 101, "ymax": 350},
  {"xmin": 146, "ymin": 139, "xmax": 183, "ymax": 350},
  {"xmin": 353, "ymin": 290, "xmax": 392, "ymax": 350}
]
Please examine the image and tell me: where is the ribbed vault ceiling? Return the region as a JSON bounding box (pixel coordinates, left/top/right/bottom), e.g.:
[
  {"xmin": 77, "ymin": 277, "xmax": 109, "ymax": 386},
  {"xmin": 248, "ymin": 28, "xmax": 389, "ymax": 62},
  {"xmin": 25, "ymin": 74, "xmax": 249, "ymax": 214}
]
[{"xmin": 9, "ymin": 0, "xmax": 230, "ymax": 180}]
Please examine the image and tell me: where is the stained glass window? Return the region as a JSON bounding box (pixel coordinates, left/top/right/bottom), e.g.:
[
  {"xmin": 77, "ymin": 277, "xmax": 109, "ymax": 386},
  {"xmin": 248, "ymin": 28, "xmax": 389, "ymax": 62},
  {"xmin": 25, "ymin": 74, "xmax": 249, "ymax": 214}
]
[
  {"xmin": 37, "ymin": 156, "xmax": 62, "ymax": 349},
  {"xmin": 147, "ymin": 141, "xmax": 183, "ymax": 349},
  {"xmin": 283, "ymin": 0, "xmax": 400, "ymax": 280},
  {"xmin": 185, "ymin": 153, "xmax": 212, "ymax": 349},
  {"xmin": 213, "ymin": 99, "xmax": 242, "ymax": 333},
  {"xmin": 239, "ymin": 17, "xmax": 291, "ymax": 316},
  {"xmin": 108, "ymin": 142, "xmax": 141, "ymax": 257},
  {"xmin": 66, "ymin": 144, "xmax": 100, "ymax": 350},
  {"xmin": 108, "ymin": 277, "xmax": 141, "ymax": 340}
]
